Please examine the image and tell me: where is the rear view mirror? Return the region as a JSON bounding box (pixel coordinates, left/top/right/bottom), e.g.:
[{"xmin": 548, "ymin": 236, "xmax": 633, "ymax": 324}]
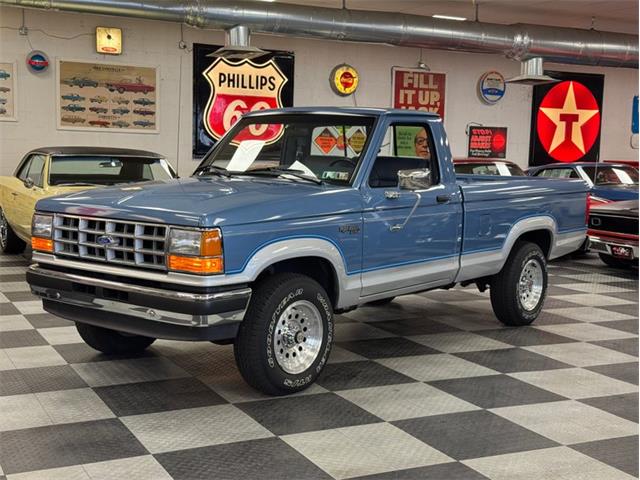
[
  {"xmin": 398, "ymin": 168, "xmax": 431, "ymax": 191},
  {"xmin": 23, "ymin": 177, "xmax": 34, "ymax": 189},
  {"xmin": 99, "ymin": 159, "xmax": 123, "ymax": 168}
]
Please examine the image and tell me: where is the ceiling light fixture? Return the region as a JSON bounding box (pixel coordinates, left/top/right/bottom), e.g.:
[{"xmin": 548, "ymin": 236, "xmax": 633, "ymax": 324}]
[{"xmin": 432, "ymin": 14, "xmax": 467, "ymax": 21}]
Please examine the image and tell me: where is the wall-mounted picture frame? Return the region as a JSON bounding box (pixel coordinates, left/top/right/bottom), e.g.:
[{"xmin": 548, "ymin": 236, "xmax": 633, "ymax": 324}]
[
  {"xmin": 56, "ymin": 59, "xmax": 159, "ymax": 133},
  {"xmin": 0, "ymin": 61, "xmax": 18, "ymax": 122}
]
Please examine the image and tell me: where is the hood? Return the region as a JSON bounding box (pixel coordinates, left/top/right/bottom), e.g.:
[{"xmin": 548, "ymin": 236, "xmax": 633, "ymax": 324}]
[
  {"xmin": 35, "ymin": 176, "xmax": 361, "ymax": 227},
  {"xmin": 591, "ymin": 184, "xmax": 639, "ymax": 201}
]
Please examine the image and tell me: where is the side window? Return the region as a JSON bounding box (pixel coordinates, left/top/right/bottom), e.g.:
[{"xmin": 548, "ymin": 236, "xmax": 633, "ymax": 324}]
[
  {"xmin": 369, "ymin": 124, "xmax": 438, "ymax": 188},
  {"xmin": 15, "ymin": 155, "xmax": 33, "ymax": 181},
  {"xmin": 25, "ymin": 155, "xmax": 46, "ymax": 187}
]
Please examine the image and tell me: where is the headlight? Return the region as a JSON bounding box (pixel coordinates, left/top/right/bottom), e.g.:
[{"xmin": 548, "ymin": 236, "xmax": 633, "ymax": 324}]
[
  {"xmin": 31, "ymin": 214, "xmax": 54, "ymax": 252},
  {"xmin": 167, "ymin": 228, "xmax": 223, "ymax": 274}
]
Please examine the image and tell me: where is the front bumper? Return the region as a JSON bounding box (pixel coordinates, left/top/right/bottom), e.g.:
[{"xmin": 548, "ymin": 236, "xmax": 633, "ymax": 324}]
[
  {"xmin": 27, "ymin": 265, "xmax": 252, "ymax": 341},
  {"xmin": 588, "ymin": 234, "xmax": 639, "ymax": 259}
]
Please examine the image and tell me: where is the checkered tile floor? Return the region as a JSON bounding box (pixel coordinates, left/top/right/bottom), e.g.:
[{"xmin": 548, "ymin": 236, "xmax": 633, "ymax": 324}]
[{"xmin": 0, "ymin": 251, "xmax": 637, "ymax": 480}]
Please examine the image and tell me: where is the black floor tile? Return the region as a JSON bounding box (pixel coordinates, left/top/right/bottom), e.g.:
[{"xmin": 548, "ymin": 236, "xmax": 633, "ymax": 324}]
[
  {"xmin": 580, "ymin": 393, "xmax": 639, "ymax": 423},
  {"xmin": 590, "ymin": 338, "xmax": 639, "ymax": 357},
  {"xmin": 337, "ymin": 337, "xmax": 439, "ymax": 359},
  {"xmin": 316, "ymin": 361, "xmax": 415, "ymax": 391},
  {"xmin": 393, "ymin": 410, "xmax": 557, "ymax": 461},
  {"xmin": 455, "ymin": 348, "xmax": 572, "ymax": 373},
  {"xmin": 236, "ymin": 392, "xmax": 381, "ymax": 435},
  {"xmin": 594, "ymin": 319, "xmax": 638, "ymax": 334},
  {"xmin": 571, "ymin": 435, "xmax": 639, "ymax": 477},
  {"xmin": 476, "ymin": 327, "xmax": 575, "ymax": 346},
  {"xmin": 0, "ymin": 303, "xmax": 20, "ymax": 315},
  {"xmin": 429, "ymin": 374, "xmax": 564, "ymax": 409},
  {"xmin": 373, "ymin": 317, "xmax": 461, "ymax": 336},
  {"xmin": 0, "ymin": 329, "xmax": 48, "ymax": 348},
  {"xmin": 156, "ymin": 437, "xmax": 331, "ymax": 480},
  {"xmin": 604, "ymin": 304, "xmax": 639, "ymax": 317},
  {"xmin": 0, "ymin": 419, "xmax": 147, "ymax": 475},
  {"xmin": 586, "ymin": 362, "xmax": 638, "ymax": 385},
  {"xmin": 24, "ymin": 313, "xmax": 73, "ymax": 329},
  {"xmin": 0, "ymin": 273, "xmax": 25, "ymax": 282},
  {"xmin": 2, "ymin": 291, "xmax": 39, "ymax": 302},
  {"xmin": 351, "ymin": 462, "xmax": 489, "ymax": 479},
  {"xmin": 0, "ymin": 365, "xmax": 87, "ymax": 396},
  {"xmin": 95, "ymin": 377, "xmax": 227, "ymax": 416}
]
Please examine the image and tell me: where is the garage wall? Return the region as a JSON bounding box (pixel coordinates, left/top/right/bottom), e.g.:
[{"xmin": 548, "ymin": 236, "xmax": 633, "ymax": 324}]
[{"xmin": 0, "ymin": 7, "xmax": 637, "ymax": 177}]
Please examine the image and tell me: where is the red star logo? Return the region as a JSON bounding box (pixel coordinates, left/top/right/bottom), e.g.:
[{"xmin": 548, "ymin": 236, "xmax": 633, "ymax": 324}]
[{"xmin": 537, "ymin": 81, "xmax": 600, "ymax": 162}]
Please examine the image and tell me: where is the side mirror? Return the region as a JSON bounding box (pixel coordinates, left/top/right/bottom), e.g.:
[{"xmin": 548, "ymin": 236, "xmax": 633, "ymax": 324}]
[
  {"xmin": 398, "ymin": 168, "xmax": 431, "ymax": 191},
  {"xmin": 23, "ymin": 177, "xmax": 35, "ymax": 189}
]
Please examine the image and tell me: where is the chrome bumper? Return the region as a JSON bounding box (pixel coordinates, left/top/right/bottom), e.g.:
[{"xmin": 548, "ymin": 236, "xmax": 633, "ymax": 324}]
[
  {"xmin": 588, "ymin": 236, "xmax": 639, "ymax": 259},
  {"xmin": 27, "ymin": 265, "xmax": 252, "ymax": 340}
]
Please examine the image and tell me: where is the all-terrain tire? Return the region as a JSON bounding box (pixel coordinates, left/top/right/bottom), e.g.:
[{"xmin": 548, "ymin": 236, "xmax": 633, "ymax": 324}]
[
  {"xmin": 76, "ymin": 322, "xmax": 155, "ymax": 355},
  {"xmin": 0, "ymin": 208, "xmax": 26, "ymax": 254},
  {"xmin": 234, "ymin": 273, "xmax": 334, "ymax": 396},
  {"xmin": 490, "ymin": 241, "xmax": 547, "ymax": 326}
]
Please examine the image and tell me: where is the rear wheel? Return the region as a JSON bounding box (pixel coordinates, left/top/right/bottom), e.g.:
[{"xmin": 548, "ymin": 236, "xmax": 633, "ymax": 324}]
[
  {"xmin": 0, "ymin": 208, "xmax": 26, "ymax": 254},
  {"xmin": 599, "ymin": 253, "xmax": 635, "ymax": 269},
  {"xmin": 76, "ymin": 322, "xmax": 155, "ymax": 355},
  {"xmin": 234, "ymin": 273, "xmax": 334, "ymax": 396},
  {"xmin": 490, "ymin": 241, "xmax": 547, "ymax": 326}
]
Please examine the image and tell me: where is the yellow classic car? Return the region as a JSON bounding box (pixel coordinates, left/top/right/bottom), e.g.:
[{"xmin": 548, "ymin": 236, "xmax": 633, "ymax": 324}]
[{"xmin": 0, "ymin": 146, "xmax": 176, "ymax": 253}]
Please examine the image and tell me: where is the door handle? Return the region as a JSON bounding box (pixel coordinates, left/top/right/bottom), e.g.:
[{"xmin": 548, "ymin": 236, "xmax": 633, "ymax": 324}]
[
  {"xmin": 11, "ymin": 192, "xmax": 18, "ymax": 197},
  {"xmin": 384, "ymin": 191, "xmax": 400, "ymax": 200},
  {"xmin": 436, "ymin": 194, "xmax": 450, "ymax": 204}
]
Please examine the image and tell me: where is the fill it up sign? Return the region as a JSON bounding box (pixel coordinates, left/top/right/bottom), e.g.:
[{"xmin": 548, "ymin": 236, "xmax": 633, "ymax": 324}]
[{"xmin": 392, "ymin": 68, "xmax": 446, "ymax": 120}]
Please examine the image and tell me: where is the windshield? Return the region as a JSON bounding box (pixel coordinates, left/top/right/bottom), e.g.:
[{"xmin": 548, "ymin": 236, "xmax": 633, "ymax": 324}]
[
  {"xmin": 49, "ymin": 156, "xmax": 174, "ymax": 186},
  {"xmin": 196, "ymin": 114, "xmax": 375, "ymax": 186},
  {"xmin": 455, "ymin": 162, "xmax": 524, "ymax": 176},
  {"xmin": 581, "ymin": 166, "xmax": 639, "ymax": 186}
]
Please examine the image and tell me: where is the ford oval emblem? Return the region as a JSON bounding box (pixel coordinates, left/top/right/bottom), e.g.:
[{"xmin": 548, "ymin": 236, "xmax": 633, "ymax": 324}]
[{"xmin": 96, "ymin": 235, "xmax": 119, "ymax": 246}]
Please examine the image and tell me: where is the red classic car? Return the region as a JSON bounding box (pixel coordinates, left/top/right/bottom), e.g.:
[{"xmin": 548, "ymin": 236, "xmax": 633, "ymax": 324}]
[
  {"xmin": 106, "ymin": 81, "xmax": 155, "ymax": 94},
  {"xmin": 588, "ymin": 200, "xmax": 638, "ymax": 269},
  {"xmin": 88, "ymin": 120, "xmax": 111, "ymax": 127}
]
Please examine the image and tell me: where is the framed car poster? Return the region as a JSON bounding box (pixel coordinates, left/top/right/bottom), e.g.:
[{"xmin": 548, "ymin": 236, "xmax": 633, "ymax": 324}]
[
  {"xmin": 57, "ymin": 59, "xmax": 159, "ymax": 133},
  {"xmin": 0, "ymin": 61, "xmax": 17, "ymax": 122}
]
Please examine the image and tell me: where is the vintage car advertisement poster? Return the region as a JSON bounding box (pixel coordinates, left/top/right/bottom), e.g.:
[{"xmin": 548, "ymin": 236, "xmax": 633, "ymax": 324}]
[
  {"xmin": 392, "ymin": 68, "xmax": 446, "ymax": 120},
  {"xmin": 57, "ymin": 60, "xmax": 158, "ymax": 133},
  {"xmin": 529, "ymin": 71, "xmax": 603, "ymax": 166},
  {"xmin": 0, "ymin": 61, "xmax": 17, "ymax": 121},
  {"xmin": 468, "ymin": 126, "xmax": 508, "ymax": 158},
  {"xmin": 193, "ymin": 44, "xmax": 295, "ymax": 156}
]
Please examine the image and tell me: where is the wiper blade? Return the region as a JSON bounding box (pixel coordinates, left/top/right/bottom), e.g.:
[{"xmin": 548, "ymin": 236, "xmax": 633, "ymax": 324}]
[
  {"xmin": 194, "ymin": 164, "xmax": 232, "ymax": 177},
  {"xmin": 245, "ymin": 167, "xmax": 322, "ymax": 185},
  {"xmin": 54, "ymin": 182, "xmax": 104, "ymax": 187}
]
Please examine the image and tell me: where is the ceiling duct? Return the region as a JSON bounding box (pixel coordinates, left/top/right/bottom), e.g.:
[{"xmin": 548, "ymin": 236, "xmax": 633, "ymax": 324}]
[
  {"xmin": 209, "ymin": 25, "xmax": 266, "ymax": 60},
  {"xmin": 505, "ymin": 57, "xmax": 559, "ymax": 85},
  {"xmin": 1, "ymin": 0, "xmax": 637, "ymax": 69}
]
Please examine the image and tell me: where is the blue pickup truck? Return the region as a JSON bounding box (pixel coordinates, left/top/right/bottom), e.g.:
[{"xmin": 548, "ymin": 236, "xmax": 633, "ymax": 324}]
[{"xmin": 27, "ymin": 108, "xmax": 588, "ymax": 394}]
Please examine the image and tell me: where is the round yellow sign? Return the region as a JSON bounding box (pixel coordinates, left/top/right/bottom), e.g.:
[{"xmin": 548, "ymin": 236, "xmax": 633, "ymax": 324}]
[{"xmin": 330, "ymin": 64, "xmax": 359, "ymax": 96}]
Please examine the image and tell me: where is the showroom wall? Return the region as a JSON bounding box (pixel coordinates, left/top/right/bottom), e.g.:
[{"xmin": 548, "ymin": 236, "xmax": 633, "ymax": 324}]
[{"xmin": 0, "ymin": 6, "xmax": 638, "ymax": 177}]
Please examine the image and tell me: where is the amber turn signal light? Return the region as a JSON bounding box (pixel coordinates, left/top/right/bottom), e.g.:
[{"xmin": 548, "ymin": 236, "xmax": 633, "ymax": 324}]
[
  {"xmin": 200, "ymin": 230, "xmax": 223, "ymax": 257},
  {"xmin": 168, "ymin": 254, "xmax": 223, "ymax": 274},
  {"xmin": 31, "ymin": 237, "xmax": 53, "ymax": 253}
]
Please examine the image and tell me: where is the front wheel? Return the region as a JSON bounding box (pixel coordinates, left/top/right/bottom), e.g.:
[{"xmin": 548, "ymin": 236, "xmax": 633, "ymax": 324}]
[
  {"xmin": 76, "ymin": 322, "xmax": 155, "ymax": 355},
  {"xmin": 490, "ymin": 241, "xmax": 547, "ymax": 326},
  {"xmin": 234, "ymin": 273, "xmax": 334, "ymax": 396},
  {"xmin": 0, "ymin": 208, "xmax": 26, "ymax": 254}
]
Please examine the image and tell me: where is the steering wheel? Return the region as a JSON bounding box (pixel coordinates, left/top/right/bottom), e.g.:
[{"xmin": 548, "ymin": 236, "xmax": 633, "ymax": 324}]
[{"xmin": 329, "ymin": 158, "xmax": 356, "ymax": 168}]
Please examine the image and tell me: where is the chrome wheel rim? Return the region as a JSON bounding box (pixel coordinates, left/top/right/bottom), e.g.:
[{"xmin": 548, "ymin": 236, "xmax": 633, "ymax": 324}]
[
  {"xmin": 518, "ymin": 259, "xmax": 544, "ymax": 311},
  {"xmin": 273, "ymin": 300, "xmax": 324, "ymax": 374},
  {"xmin": 0, "ymin": 210, "xmax": 7, "ymax": 249}
]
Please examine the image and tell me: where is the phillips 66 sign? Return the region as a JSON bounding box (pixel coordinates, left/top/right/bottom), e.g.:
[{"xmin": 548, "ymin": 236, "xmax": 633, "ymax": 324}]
[{"xmin": 193, "ymin": 44, "xmax": 295, "ymax": 156}]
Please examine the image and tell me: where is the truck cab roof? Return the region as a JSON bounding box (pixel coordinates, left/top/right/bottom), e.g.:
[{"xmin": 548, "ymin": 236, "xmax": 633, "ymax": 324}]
[{"xmin": 243, "ymin": 107, "xmax": 441, "ymax": 118}]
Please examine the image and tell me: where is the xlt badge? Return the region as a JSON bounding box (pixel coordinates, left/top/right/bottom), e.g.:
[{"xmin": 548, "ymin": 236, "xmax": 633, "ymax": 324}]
[{"xmin": 338, "ymin": 225, "xmax": 360, "ymax": 235}]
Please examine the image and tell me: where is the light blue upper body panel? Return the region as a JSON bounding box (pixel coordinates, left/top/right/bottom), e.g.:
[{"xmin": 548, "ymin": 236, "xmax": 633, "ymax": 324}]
[{"xmin": 36, "ymin": 108, "xmax": 589, "ymax": 284}]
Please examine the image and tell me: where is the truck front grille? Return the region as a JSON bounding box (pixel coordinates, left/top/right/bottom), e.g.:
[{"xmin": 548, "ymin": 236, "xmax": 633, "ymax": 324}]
[
  {"xmin": 53, "ymin": 214, "xmax": 167, "ymax": 270},
  {"xmin": 589, "ymin": 213, "xmax": 638, "ymax": 236}
]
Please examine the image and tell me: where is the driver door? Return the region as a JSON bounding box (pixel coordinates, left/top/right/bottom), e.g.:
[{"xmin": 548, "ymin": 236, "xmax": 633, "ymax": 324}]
[{"xmin": 361, "ymin": 121, "xmax": 462, "ymax": 297}]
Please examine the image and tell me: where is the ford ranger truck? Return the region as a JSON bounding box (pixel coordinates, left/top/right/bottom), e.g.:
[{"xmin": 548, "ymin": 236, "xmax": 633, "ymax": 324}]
[{"xmin": 26, "ymin": 108, "xmax": 588, "ymax": 395}]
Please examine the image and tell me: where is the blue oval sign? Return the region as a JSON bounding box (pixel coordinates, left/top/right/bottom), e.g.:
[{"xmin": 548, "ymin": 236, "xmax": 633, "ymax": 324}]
[
  {"xmin": 26, "ymin": 50, "xmax": 50, "ymax": 74},
  {"xmin": 478, "ymin": 71, "xmax": 506, "ymax": 104}
]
